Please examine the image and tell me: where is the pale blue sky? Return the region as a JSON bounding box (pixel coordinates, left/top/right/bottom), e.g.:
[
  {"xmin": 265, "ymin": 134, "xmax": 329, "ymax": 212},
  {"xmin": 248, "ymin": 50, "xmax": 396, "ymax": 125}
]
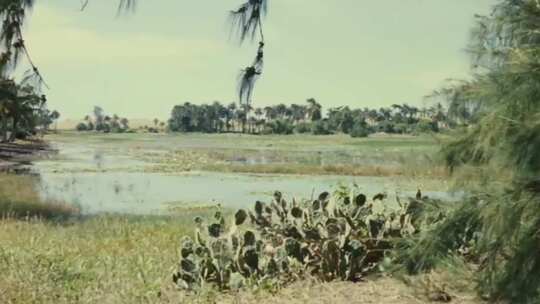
[{"xmin": 23, "ymin": 0, "xmax": 494, "ymax": 120}]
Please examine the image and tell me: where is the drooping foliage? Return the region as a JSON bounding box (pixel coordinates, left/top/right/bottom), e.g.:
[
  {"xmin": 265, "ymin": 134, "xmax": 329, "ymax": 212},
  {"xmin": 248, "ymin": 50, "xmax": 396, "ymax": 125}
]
[
  {"xmin": 440, "ymin": 0, "xmax": 540, "ymax": 177},
  {"xmin": 0, "ymin": 0, "xmax": 45, "ymax": 85},
  {"xmin": 229, "ymin": 0, "xmax": 267, "ymax": 108},
  {"xmin": 0, "ymin": 0, "xmax": 77, "ymax": 141}
]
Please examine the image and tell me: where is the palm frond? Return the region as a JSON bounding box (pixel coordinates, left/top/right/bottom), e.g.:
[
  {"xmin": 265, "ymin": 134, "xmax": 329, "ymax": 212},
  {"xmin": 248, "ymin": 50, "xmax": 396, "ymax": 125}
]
[
  {"xmin": 228, "ymin": 0, "xmax": 267, "ymax": 43},
  {"xmin": 237, "ymin": 41, "xmax": 264, "ymax": 105},
  {"xmin": 117, "ymin": 0, "xmax": 136, "ymax": 15}
]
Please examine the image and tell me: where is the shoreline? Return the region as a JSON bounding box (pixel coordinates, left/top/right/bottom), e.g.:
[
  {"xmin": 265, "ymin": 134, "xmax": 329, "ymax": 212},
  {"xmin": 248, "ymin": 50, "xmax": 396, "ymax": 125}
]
[{"xmin": 0, "ymin": 139, "xmax": 57, "ymax": 172}]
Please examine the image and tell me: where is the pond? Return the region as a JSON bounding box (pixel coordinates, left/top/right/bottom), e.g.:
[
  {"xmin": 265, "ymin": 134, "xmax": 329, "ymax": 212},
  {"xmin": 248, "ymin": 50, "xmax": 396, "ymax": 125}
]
[{"xmin": 33, "ymin": 134, "xmax": 456, "ymax": 215}]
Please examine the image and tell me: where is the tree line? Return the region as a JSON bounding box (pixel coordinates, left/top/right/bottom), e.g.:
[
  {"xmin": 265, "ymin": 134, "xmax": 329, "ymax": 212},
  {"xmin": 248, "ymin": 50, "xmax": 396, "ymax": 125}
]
[
  {"xmin": 76, "ymin": 107, "xmax": 169, "ymax": 134},
  {"xmin": 167, "ymin": 98, "xmax": 463, "ymax": 137},
  {"xmin": 76, "ymin": 106, "xmax": 132, "ymax": 133}
]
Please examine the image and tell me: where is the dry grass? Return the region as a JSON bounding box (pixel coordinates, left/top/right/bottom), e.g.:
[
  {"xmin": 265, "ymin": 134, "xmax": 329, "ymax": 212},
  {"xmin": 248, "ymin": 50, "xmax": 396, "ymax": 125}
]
[
  {"xmin": 161, "ymin": 275, "xmax": 482, "ymax": 303},
  {"xmin": 203, "ymin": 163, "xmax": 449, "ymax": 179}
]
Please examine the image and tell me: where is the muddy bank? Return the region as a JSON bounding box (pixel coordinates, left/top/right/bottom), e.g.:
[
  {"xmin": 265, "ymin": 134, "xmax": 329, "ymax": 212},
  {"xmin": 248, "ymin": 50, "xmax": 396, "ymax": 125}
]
[{"xmin": 0, "ymin": 140, "xmax": 57, "ymax": 173}]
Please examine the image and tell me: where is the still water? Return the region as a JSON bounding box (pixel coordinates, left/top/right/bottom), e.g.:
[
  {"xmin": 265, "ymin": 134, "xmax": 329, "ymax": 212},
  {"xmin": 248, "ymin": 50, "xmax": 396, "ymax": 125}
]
[{"xmin": 33, "ymin": 139, "xmax": 454, "ymax": 215}]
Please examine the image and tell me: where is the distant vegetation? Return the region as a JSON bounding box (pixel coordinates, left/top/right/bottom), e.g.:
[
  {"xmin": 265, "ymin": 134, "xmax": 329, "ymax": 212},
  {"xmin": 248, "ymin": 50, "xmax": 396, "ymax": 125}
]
[
  {"xmin": 76, "ymin": 106, "xmax": 132, "ymax": 133},
  {"xmin": 168, "ymin": 98, "xmax": 464, "ymax": 137}
]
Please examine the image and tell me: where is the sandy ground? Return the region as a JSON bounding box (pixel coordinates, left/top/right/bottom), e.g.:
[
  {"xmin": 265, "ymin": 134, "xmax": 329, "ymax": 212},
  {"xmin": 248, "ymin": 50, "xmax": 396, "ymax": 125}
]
[{"xmin": 160, "ymin": 277, "xmax": 482, "ymax": 304}]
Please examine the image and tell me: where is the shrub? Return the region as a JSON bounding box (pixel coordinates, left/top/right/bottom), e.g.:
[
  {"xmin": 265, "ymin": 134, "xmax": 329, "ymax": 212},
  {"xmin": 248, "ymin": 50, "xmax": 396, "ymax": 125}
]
[
  {"xmin": 263, "ymin": 120, "xmax": 294, "ymax": 135},
  {"xmin": 311, "ymin": 120, "xmax": 332, "ymax": 135},
  {"xmin": 294, "ymin": 122, "xmax": 312, "ymax": 134},
  {"xmin": 415, "ymin": 120, "xmax": 439, "ymax": 133},
  {"xmin": 76, "ymin": 123, "xmax": 88, "ymax": 131},
  {"xmin": 376, "ymin": 121, "xmax": 395, "ymax": 133},
  {"xmin": 350, "ymin": 124, "xmax": 371, "ymax": 138},
  {"xmin": 393, "ymin": 123, "xmax": 408, "ymax": 134}
]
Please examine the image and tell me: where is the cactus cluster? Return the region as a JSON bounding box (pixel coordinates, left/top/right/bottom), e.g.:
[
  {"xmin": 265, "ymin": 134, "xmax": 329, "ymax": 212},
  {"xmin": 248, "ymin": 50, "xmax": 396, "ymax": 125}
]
[{"xmin": 173, "ymin": 185, "xmax": 435, "ymax": 291}]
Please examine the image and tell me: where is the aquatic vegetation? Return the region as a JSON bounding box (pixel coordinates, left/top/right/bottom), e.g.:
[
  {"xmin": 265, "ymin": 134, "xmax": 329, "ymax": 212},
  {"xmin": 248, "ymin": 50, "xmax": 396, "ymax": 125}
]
[{"xmin": 173, "ymin": 186, "xmax": 445, "ymax": 291}]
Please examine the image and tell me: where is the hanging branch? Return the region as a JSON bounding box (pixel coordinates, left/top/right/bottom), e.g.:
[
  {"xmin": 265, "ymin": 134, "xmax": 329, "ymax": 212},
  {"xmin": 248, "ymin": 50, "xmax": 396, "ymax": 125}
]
[
  {"xmin": 229, "ymin": 0, "xmax": 268, "ymax": 106},
  {"xmin": 80, "ymin": 0, "xmax": 137, "ymax": 15},
  {"xmin": 238, "ymin": 41, "xmax": 264, "ymax": 105},
  {"xmin": 0, "ymin": 1, "xmax": 49, "ymax": 91}
]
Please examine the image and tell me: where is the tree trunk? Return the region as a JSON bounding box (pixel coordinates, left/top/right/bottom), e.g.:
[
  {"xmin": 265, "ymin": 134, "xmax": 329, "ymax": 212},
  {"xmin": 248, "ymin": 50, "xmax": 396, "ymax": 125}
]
[
  {"xmin": 8, "ymin": 117, "xmax": 17, "ymax": 142},
  {"xmin": 1, "ymin": 116, "xmax": 7, "ymax": 143}
]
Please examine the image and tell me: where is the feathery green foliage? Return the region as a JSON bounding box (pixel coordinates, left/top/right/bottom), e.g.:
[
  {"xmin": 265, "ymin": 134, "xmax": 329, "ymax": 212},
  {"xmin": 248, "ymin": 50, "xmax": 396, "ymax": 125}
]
[{"xmin": 404, "ymin": 1, "xmax": 540, "ymax": 302}]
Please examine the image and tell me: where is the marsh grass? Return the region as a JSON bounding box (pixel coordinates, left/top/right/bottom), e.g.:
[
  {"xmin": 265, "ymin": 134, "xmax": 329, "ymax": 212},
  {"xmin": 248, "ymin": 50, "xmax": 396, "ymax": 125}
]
[
  {"xmin": 0, "ymin": 174, "xmax": 78, "ymax": 220},
  {"xmin": 0, "ymin": 211, "xmax": 214, "ymax": 304},
  {"xmin": 48, "ymin": 132, "xmax": 442, "ymax": 177},
  {"xmin": 203, "ymin": 162, "xmax": 449, "ymax": 179},
  {"xmin": 0, "ymin": 214, "xmax": 482, "ymax": 304}
]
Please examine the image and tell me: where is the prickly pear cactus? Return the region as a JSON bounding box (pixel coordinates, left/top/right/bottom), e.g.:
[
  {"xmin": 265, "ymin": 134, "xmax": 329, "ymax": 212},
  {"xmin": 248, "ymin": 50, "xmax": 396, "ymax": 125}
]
[{"xmin": 173, "ymin": 185, "xmax": 438, "ymax": 291}]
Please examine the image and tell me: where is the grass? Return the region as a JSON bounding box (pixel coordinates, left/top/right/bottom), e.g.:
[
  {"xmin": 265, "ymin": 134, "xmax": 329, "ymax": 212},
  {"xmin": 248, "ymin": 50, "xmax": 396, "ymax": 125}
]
[
  {"xmin": 0, "ymin": 173, "xmax": 484, "ymax": 303},
  {"xmin": 0, "ymin": 215, "xmax": 193, "ymax": 303},
  {"xmin": 203, "ymin": 162, "xmax": 449, "ymax": 178},
  {"xmin": 0, "ymin": 214, "xmax": 483, "ymax": 304},
  {"xmin": 0, "ymin": 174, "xmax": 78, "ymax": 220}
]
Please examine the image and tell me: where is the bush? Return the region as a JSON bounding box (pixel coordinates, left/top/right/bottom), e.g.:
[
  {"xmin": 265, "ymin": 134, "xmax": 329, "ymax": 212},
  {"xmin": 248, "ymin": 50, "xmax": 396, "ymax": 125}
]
[
  {"xmin": 415, "ymin": 120, "xmax": 439, "ymax": 133},
  {"xmin": 311, "ymin": 120, "xmax": 332, "ymax": 135},
  {"xmin": 76, "ymin": 123, "xmax": 88, "ymax": 131},
  {"xmin": 393, "ymin": 123, "xmax": 408, "ymax": 134},
  {"xmin": 376, "ymin": 121, "xmax": 395, "ymax": 133},
  {"xmin": 294, "ymin": 122, "xmax": 312, "ymax": 134},
  {"xmin": 350, "ymin": 124, "xmax": 370, "ymax": 138},
  {"xmin": 262, "ymin": 119, "xmax": 294, "ymax": 135}
]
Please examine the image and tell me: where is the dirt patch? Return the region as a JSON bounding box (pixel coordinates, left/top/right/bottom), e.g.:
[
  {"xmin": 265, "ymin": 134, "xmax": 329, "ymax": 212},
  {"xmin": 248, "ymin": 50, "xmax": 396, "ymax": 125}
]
[{"xmin": 162, "ymin": 277, "xmax": 482, "ymax": 304}]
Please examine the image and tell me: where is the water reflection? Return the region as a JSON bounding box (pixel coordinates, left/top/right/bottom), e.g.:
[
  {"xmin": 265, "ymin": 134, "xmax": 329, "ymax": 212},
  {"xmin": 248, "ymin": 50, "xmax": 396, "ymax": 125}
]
[{"xmin": 32, "ymin": 139, "xmax": 455, "ymax": 215}]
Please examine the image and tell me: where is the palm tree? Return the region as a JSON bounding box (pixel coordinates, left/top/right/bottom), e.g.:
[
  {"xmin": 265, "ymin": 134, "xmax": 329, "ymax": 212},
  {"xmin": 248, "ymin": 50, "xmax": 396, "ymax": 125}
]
[
  {"xmin": 0, "ymin": 79, "xmax": 17, "ymax": 142},
  {"xmin": 5, "ymin": 84, "xmax": 44, "ymax": 141},
  {"xmin": 306, "ymin": 98, "xmax": 322, "ymax": 121},
  {"xmin": 264, "ymin": 106, "xmax": 276, "ymax": 121},
  {"xmin": 227, "ymin": 102, "xmax": 237, "ymax": 132},
  {"xmin": 290, "ymin": 103, "xmax": 307, "ymax": 124},
  {"xmin": 120, "ymin": 117, "xmax": 129, "ymax": 130},
  {"xmin": 50, "ymin": 110, "xmax": 60, "ymax": 132}
]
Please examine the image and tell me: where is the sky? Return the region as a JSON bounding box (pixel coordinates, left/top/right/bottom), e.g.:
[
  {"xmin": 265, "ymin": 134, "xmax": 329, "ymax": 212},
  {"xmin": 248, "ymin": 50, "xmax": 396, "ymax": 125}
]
[{"xmin": 22, "ymin": 0, "xmax": 495, "ymax": 120}]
